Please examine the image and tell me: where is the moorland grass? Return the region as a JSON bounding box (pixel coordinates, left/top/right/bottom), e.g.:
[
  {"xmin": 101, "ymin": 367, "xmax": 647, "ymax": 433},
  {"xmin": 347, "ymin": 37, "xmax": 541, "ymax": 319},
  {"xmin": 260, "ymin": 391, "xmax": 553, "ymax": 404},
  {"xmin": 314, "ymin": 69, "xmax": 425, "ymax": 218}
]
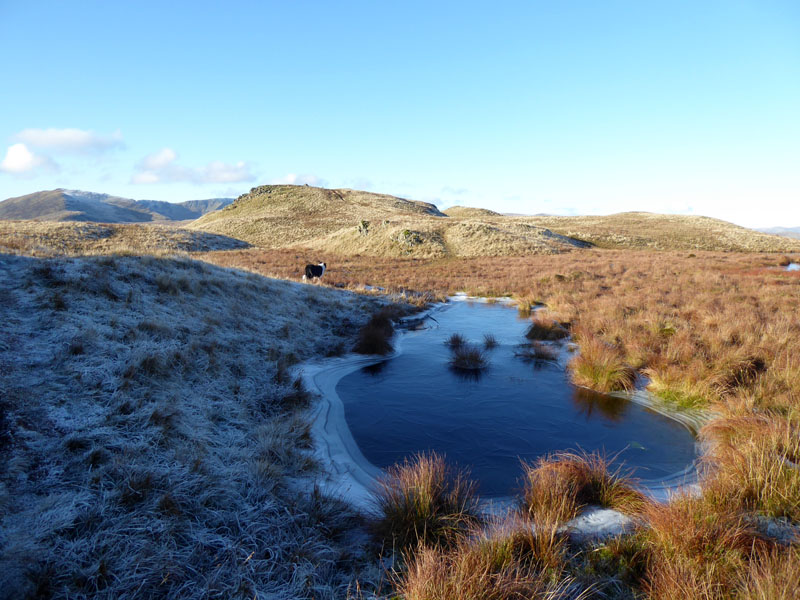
[
  {"xmin": 641, "ymin": 495, "xmax": 769, "ymax": 600},
  {"xmin": 735, "ymin": 546, "xmax": 800, "ymax": 599},
  {"xmin": 8, "ymin": 231, "xmax": 800, "ymax": 597},
  {"xmin": 701, "ymin": 413, "xmax": 800, "ymax": 521}
]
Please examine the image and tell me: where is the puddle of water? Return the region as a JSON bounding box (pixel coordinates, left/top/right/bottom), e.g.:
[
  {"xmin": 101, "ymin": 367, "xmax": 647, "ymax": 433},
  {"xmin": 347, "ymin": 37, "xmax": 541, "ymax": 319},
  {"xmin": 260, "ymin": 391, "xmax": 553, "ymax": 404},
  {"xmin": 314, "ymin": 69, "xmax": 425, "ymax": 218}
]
[
  {"xmin": 336, "ymin": 301, "xmax": 697, "ymax": 498},
  {"xmin": 787, "ymin": 263, "xmax": 799, "ymax": 271}
]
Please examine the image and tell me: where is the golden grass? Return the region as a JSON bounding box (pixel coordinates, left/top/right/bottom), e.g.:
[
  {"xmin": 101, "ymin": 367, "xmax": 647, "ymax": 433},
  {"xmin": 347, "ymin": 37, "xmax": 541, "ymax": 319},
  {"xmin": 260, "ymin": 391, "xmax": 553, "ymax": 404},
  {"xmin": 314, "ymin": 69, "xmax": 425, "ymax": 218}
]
[
  {"xmin": 525, "ymin": 314, "xmax": 570, "ymax": 341},
  {"xmin": 395, "ymin": 536, "xmax": 581, "ymax": 600},
  {"xmin": 701, "ymin": 413, "xmax": 800, "ymax": 521},
  {"xmin": 642, "ymin": 496, "xmax": 769, "ymax": 600},
  {"xmin": 736, "ymin": 547, "xmax": 800, "ymax": 599},
  {"xmin": 394, "ymin": 512, "xmax": 585, "ymax": 600}
]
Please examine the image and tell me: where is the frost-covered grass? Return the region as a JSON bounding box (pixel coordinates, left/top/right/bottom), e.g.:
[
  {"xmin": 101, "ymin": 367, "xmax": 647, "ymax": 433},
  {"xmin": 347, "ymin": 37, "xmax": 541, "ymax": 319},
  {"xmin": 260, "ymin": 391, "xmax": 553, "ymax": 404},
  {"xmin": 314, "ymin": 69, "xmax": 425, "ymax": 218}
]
[{"xmin": 0, "ymin": 253, "xmax": 388, "ymax": 599}]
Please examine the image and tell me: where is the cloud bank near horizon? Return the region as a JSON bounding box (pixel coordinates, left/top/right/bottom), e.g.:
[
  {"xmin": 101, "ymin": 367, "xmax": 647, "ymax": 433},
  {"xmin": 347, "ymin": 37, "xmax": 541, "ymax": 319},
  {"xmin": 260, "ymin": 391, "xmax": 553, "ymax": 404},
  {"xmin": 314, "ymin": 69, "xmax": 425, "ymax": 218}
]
[
  {"xmin": 15, "ymin": 128, "xmax": 124, "ymax": 153},
  {"xmin": 132, "ymin": 147, "xmax": 257, "ymax": 185},
  {"xmin": 1, "ymin": 128, "xmax": 124, "ymax": 176}
]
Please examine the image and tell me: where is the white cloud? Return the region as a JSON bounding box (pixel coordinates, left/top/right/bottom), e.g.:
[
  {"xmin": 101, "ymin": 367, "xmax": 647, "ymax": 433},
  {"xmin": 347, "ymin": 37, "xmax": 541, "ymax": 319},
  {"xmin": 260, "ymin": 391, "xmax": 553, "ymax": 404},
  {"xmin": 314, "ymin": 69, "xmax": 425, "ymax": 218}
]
[
  {"xmin": 272, "ymin": 173, "xmax": 327, "ymax": 187},
  {"xmin": 14, "ymin": 128, "xmax": 124, "ymax": 153},
  {"xmin": 131, "ymin": 170, "xmax": 162, "ymax": 184},
  {"xmin": 132, "ymin": 148, "xmax": 256, "ymax": 185},
  {"xmin": 0, "ymin": 143, "xmax": 58, "ymax": 175},
  {"xmin": 140, "ymin": 147, "xmax": 177, "ymax": 171},
  {"xmin": 200, "ymin": 161, "xmax": 254, "ymax": 183}
]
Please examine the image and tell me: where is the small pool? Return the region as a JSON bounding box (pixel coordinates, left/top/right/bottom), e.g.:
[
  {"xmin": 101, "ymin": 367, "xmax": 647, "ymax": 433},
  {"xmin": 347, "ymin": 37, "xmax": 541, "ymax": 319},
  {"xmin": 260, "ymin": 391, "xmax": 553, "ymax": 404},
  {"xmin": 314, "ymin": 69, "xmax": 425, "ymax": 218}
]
[
  {"xmin": 336, "ymin": 301, "xmax": 697, "ymax": 498},
  {"xmin": 787, "ymin": 263, "xmax": 800, "ymax": 272}
]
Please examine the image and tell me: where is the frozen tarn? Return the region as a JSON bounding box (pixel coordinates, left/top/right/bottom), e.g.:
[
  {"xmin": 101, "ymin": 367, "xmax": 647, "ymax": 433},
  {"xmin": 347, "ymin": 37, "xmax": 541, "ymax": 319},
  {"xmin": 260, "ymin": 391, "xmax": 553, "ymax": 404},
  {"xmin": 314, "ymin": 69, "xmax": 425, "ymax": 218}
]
[{"xmin": 304, "ymin": 297, "xmax": 703, "ymax": 521}]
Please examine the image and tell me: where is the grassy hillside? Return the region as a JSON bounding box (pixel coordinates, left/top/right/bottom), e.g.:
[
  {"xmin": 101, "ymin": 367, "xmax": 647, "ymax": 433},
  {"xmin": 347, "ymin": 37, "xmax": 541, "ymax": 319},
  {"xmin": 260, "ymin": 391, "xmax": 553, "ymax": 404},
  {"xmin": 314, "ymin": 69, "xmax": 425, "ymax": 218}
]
[
  {"xmin": 0, "ymin": 252, "xmax": 389, "ymax": 598},
  {"xmin": 4, "ymin": 187, "xmax": 795, "ymax": 258},
  {"xmin": 0, "ymin": 220, "xmax": 249, "ymax": 256},
  {"xmin": 443, "ymin": 205, "xmax": 501, "ymax": 217},
  {"xmin": 191, "ymin": 185, "xmax": 799, "ymax": 255},
  {"xmin": 0, "ymin": 189, "xmax": 233, "ymax": 223},
  {"xmin": 189, "ymin": 185, "xmax": 444, "ymax": 246},
  {"xmin": 190, "ymin": 185, "xmax": 590, "ymax": 257},
  {"xmin": 522, "ymin": 212, "xmax": 800, "ymax": 252}
]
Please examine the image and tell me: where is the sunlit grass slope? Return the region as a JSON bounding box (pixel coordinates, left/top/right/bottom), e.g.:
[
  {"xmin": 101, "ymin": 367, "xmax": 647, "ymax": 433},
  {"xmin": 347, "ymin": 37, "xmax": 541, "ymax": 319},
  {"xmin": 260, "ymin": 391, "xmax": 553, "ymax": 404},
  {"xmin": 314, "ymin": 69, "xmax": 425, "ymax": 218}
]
[
  {"xmin": 523, "ymin": 211, "xmax": 800, "ymax": 252},
  {"xmin": 188, "ymin": 185, "xmax": 590, "ymax": 257}
]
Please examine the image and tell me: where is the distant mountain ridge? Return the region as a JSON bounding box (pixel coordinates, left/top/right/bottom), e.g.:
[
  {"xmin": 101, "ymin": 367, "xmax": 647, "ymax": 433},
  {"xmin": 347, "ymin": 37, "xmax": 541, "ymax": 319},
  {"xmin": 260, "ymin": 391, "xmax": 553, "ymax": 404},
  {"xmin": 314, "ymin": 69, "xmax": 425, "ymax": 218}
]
[
  {"xmin": 0, "ymin": 189, "xmax": 234, "ymax": 223},
  {"xmin": 757, "ymin": 226, "xmax": 800, "ymax": 240}
]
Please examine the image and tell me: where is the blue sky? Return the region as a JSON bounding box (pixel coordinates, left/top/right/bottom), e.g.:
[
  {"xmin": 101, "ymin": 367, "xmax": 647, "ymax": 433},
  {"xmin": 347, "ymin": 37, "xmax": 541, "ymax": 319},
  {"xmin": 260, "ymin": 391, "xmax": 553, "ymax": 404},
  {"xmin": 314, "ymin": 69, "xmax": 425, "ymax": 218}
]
[{"xmin": 1, "ymin": 0, "xmax": 798, "ymax": 227}]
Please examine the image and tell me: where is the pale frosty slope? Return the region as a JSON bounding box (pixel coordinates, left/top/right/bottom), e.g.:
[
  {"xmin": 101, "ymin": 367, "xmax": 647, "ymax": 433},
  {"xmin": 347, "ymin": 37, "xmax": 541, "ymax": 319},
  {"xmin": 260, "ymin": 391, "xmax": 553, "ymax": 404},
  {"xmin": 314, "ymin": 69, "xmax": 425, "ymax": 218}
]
[{"xmin": 0, "ymin": 253, "xmax": 384, "ymax": 599}]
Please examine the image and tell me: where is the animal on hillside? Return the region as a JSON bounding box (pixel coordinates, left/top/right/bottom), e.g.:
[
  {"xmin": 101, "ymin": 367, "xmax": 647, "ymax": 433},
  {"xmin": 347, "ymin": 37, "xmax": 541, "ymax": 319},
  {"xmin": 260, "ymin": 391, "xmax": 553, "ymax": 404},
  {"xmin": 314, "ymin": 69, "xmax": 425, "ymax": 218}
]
[{"xmin": 303, "ymin": 262, "xmax": 327, "ymax": 281}]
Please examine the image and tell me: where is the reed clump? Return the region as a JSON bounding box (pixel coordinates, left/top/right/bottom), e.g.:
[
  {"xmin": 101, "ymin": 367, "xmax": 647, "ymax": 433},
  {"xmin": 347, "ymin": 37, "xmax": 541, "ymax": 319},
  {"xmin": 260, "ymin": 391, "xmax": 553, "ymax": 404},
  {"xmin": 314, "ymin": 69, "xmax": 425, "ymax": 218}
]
[
  {"xmin": 735, "ymin": 546, "xmax": 800, "ymax": 599},
  {"xmin": 483, "ymin": 333, "xmax": 499, "ymax": 349},
  {"xmin": 515, "ymin": 341, "xmax": 558, "ymax": 363},
  {"xmin": 521, "ymin": 451, "xmax": 648, "ymax": 523},
  {"xmin": 395, "ymin": 511, "xmax": 586, "ymax": 600},
  {"xmin": 445, "ymin": 332, "xmax": 467, "ymax": 349},
  {"xmin": 525, "ymin": 314, "xmax": 569, "ymax": 341},
  {"xmin": 353, "ymin": 308, "xmax": 396, "ymax": 355},
  {"xmin": 569, "ymin": 332, "xmax": 636, "ymax": 392},
  {"xmin": 372, "ymin": 452, "xmax": 480, "ymax": 552},
  {"xmin": 449, "ymin": 344, "xmax": 488, "ymax": 371}
]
